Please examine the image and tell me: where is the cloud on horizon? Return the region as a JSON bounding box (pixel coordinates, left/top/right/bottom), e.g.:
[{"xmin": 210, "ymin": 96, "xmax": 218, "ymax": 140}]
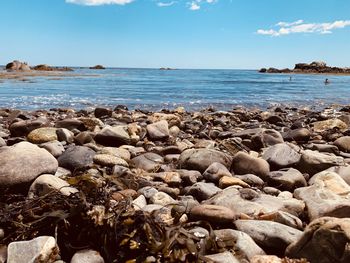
[
  {"xmin": 257, "ymin": 20, "xmax": 350, "ymax": 36},
  {"xmin": 157, "ymin": 1, "xmax": 177, "ymax": 7},
  {"xmin": 66, "ymin": 0, "xmax": 133, "ymax": 6}
]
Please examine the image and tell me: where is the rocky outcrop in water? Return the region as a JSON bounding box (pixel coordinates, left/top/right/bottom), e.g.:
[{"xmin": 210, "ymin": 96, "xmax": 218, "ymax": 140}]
[
  {"xmin": 5, "ymin": 60, "xmax": 31, "ymax": 71},
  {"xmin": 89, "ymin": 65, "xmax": 106, "ymax": 69},
  {"xmin": 260, "ymin": 61, "xmax": 350, "ymax": 75}
]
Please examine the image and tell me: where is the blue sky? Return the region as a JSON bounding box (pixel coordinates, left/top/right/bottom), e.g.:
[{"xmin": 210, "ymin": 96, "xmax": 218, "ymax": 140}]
[{"xmin": 1, "ymin": 0, "xmax": 350, "ymax": 69}]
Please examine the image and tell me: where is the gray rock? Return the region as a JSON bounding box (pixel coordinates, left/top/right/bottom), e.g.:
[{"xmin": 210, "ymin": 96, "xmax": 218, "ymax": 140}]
[
  {"xmin": 251, "ymin": 129, "xmax": 284, "ymax": 150},
  {"xmin": 7, "ymin": 236, "xmax": 59, "ymax": 263},
  {"xmin": 185, "ymin": 182, "xmax": 222, "ymax": 201},
  {"xmin": 286, "ymin": 217, "xmax": 350, "ymax": 263},
  {"xmin": 214, "ymin": 229, "xmax": 266, "ymax": 261},
  {"xmin": 189, "ymin": 204, "xmax": 237, "ymax": 224},
  {"xmin": 235, "ymin": 174, "xmax": 265, "ymax": 187},
  {"xmin": 71, "ymin": 249, "xmax": 104, "ymax": 263},
  {"xmin": 231, "ymin": 152, "xmax": 270, "ymax": 178},
  {"xmin": 56, "ymin": 128, "xmax": 74, "ymax": 143},
  {"xmin": 0, "ymin": 142, "xmax": 58, "ymax": 186},
  {"xmin": 262, "ymin": 143, "xmax": 301, "ymax": 169},
  {"xmin": 204, "ymin": 252, "xmax": 240, "ymax": 263},
  {"xmin": 146, "ymin": 120, "xmax": 169, "ymax": 140},
  {"xmin": 94, "ymin": 125, "xmax": 130, "ymax": 147},
  {"xmin": 40, "ymin": 141, "xmax": 65, "ymax": 158},
  {"xmin": 28, "ymin": 174, "xmax": 78, "ymax": 198},
  {"xmin": 178, "ymin": 148, "xmax": 232, "ymax": 173},
  {"xmin": 266, "ymin": 168, "xmax": 307, "ymax": 191},
  {"xmin": 203, "ymin": 162, "xmax": 232, "ymax": 183},
  {"xmin": 235, "ymin": 220, "xmax": 302, "ymax": 251},
  {"xmin": 138, "ymin": 186, "xmax": 158, "ymax": 199},
  {"xmin": 58, "ymin": 146, "xmax": 95, "ymax": 171},
  {"xmin": 258, "ymin": 211, "xmax": 303, "ymax": 230},
  {"xmin": 131, "ymin": 152, "xmax": 163, "ymax": 172},
  {"xmin": 55, "ymin": 167, "xmax": 72, "ymax": 178},
  {"xmin": 177, "ymin": 169, "xmax": 202, "ymax": 185}
]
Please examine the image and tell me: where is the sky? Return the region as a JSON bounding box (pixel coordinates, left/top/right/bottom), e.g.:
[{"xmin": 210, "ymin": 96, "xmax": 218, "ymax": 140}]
[{"xmin": 1, "ymin": 0, "xmax": 350, "ymax": 69}]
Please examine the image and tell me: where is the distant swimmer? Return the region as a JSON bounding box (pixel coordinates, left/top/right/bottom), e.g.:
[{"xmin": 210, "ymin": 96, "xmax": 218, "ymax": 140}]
[
  {"xmin": 325, "ymin": 78, "xmax": 330, "ymax": 85},
  {"xmin": 289, "ymin": 76, "xmax": 292, "ymax": 81}
]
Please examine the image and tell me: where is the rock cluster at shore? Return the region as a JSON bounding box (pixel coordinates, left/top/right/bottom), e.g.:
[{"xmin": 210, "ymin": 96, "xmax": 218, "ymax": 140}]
[
  {"xmin": 5, "ymin": 60, "xmax": 73, "ymax": 72},
  {"xmin": 89, "ymin": 65, "xmax": 106, "ymax": 70},
  {"xmin": 260, "ymin": 61, "xmax": 350, "ymax": 75},
  {"xmin": 1, "ymin": 105, "xmax": 350, "ymax": 262}
]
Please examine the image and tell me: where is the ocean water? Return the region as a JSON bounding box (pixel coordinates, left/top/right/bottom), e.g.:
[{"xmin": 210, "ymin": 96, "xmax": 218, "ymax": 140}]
[{"xmin": 0, "ymin": 68, "xmax": 350, "ymax": 111}]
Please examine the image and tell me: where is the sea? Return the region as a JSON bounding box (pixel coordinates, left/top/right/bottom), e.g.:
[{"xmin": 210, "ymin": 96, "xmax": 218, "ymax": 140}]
[{"xmin": 1, "ymin": 68, "xmax": 350, "ymax": 111}]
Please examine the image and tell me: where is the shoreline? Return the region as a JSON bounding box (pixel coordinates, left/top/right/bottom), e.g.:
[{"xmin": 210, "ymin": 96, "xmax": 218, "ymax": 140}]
[
  {"xmin": 1, "ymin": 104, "xmax": 350, "ymax": 262},
  {"xmin": 0, "ymin": 70, "xmax": 98, "ymax": 80}
]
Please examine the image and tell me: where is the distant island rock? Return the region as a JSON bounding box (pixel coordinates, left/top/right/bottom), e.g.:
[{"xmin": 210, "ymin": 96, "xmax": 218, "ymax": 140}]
[
  {"xmin": 259, "ymin": 61, "xmax": 350, "ymax": 75},
  {"xmin": 5, "ymin": 61, "xmax": 73, "ymax": 72},
  {"xmin": 160, "ymin": 67, "xmax": 176, "ymax": 70},
  {"xmin": 89, "ymin": 65, "xmax": 105, "ymax": 70},
  {"xmin": 32, "ymin": 64, "xmax": 73, "ymax": 72}
]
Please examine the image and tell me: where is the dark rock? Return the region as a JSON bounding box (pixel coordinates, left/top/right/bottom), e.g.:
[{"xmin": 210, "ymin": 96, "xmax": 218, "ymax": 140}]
[
  {"xmin": 266, "ymin": 168, "xmax": 307, "ymax": 191},
  {"xmin": 231, "ymin": 152, "xmax": 270, "ymax": 178},
  {"xmin": 94, "ymin": 125, "xmax": 130, "ymax": 147},
  {"xmin": 57, "ymin": 146, "xmax": 95, "ymax": 171},
  {"xmin": 262, "ymin": 143, "xmax": 301, "ymax": 169}
]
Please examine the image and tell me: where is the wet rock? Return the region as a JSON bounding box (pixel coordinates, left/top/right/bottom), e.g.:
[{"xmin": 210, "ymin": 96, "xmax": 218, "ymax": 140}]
[
  {"xmin": 262, "ymin": 143, "xmax": 301, "ymax": 169},
  {"xmin": 146, "ymin": 120, "xmax": 169, "ymax": 140},
  {"xmin": 231, "ymin": 152, "xmax": 270, "ymax": 178},
  {"xmin": 71, "ymin": 249, "xmax": 105, "ymax": 263},
  {"xmin": 312, "ymin": 118, "xmax": 347, "ymax": 132},
  {"xmin": 189, "ymin": 204, "xmax": 237, "ymax": 224},
  {"xmin": 266, "ymin": 168, "xmax": 307, "ymax": 191},
  {"xmin": 203, "ymin": 162, "xmax": 232, "ymax": 182},
  {"xmin": 185, "ymin": 182, "xmax": 222, "ymax": 201},
  {"xmin": 235, "ymin": 220, "xmax": 302, "ymax": 251},
  {"xmin": 27, "ymin": 127, "xmax": 58, "ymax": 144},
  {"xmin": 334, "ymin": 136, "xmax": 350, "ymax": 152},
  {"xmin": 178, "ymin": 148, "xmax": 232, "ymax": 173},
  {"xmin": 94, "ymin": 125, "xmax": 130, "ymax": 147},
  {"xmin": 7, "ymin": 236, "xmax": 59, "ymax": 263},
  {"xmin": 93, "ymin": 154, "xmax": 128, "ymax": 167},
  {"xmin": 28, "ymin": 174, "xmax": 78, "ymax": 198},
  {"xmin": 40, "ymin": 141, "xmax": 65, "ymax": 157},
  {"xmin": 283, "ymin": 128, "xmax": 311, "ymax": 143},
  {"xmin": 0, "ymin": 142, "xmax": 58, "ymax": 186},
  {"xmin": 131, "ymin": 152, "xmax": 163, "ymax": 172},
  {"xmin": 57, "ymin": 146, "xmax": 95, "ymax": 171},
  {"xmin": 297, "ymin": 150, "xmax": 344, "ymax": 175},
  {"xmin": 204, "ymin": 251, "xmax": 240, "ymax": 263},
  {"xmin": 286, "ymin": 217, "xmax": 350, "ymax": 263}
]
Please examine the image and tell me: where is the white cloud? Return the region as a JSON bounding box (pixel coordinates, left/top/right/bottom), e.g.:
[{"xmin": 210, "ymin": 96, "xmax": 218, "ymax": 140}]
[
  {"xmin": 187, "ymin": 0, "xmax": 216, "ymax": 11},
  {"xmin": 66, "ymin": 0, "xmax": 133, "ymax": 6},
  {"xmin": 157, "ymin": 1, "xmax": 176, "ymax": 7},
  {"xmin": 257, "ymin": 20, "xmax": 350, "ymax": 36}
]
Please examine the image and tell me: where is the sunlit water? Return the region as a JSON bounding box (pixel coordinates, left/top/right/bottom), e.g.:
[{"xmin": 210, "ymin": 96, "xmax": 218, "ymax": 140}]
[{"xmin": 0, "ymin": 68, "xmax": 350, "ymax": 111}]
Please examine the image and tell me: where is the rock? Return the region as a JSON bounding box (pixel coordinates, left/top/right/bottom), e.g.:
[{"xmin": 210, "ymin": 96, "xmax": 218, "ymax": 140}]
[
  {"xmin": 251, "ymin": 129, "xmax": 284, "ymax": 150},
  {"xmin": 132, "ymin": 195, "xmax": 147, "ymax": 210},
  {"xmin": 189, "ymin": 204, "xmax": 237, "ymax": 224},
  {"xmin": 235, "ymin": 174, "xmax": 265, "ymax": 187},
  {"xmin": 219, "ymin": 176, "xmax": 250, "ymax": 189},
  {"xmin": 55, "ymin": 118, "xmax": 85, "ymax": 131},
  {"xmin": 93, "ymin": 154, "xmax": 128, "ymax": 167},
  {"xmin": 0, "ymin": 142, "xmax": 58, "ymax": 186},
  {"xmin": 79, "ymin": 117, "xmax": 104, "ymax": 131},
  {"xmin": 235, "ymin": 220, "xmax": 302, "ymax": 251},
  {"xmin": 148, "ymin": 113, "xmax": 181, "ymax": 127},
  {"xmin": 33, "ymin": 64, "xmax": 73, "ymax": 71},
  {"xmin": 100, "ymin": 147, "xmax": 130, "ymax": 161},
  {"xmin": 204, "ymin": 251, "xmax": 240, "ymax": 263},
  {"xmin": 334, "ymin": 136, "xmax": 350, "ymax": 152},
  {"xmin": 149, "ymin": 192, "xmax": 176, "ymax": 206},
  {"xmin": 266, "ymin": 168, "xmax": 307, "ymax": 191},
  {"xmin": 89, "ymin": 65, "xmax": 105, "ymax": 70},
  {"xmin": 9, "ymin": 118, "xmax": 49, "ymax": 137},
  {"xmin": 185, "ymin": 182, "xmax": 222, "ymax": 201},
  {"xmin": 111, "ymin": 189, "xmax": 137, "ymax": 202},
  {"xmin": 0, "ymin": 245, "xmax": 6, "ymax": 263},
  {"xmin": 177, "ymin": 169, "xmax": 202, "ymax": 185},
  {"xmin": 131, "ymin": 153, "xmax": 163, "ymax": 172},
  {"xmin": 203, "ymin": 162, "xmax": 232, "ymax": 182},
  {"xmin": 294, "ymin": 171, "xmax": 350, "ymax": 220},
  {"xmin": 0, "ymin": 137, "xmax": 6, "ymax": 147},
  {"xmin": 326, "ymin": 165, "xmax": 350, "ymax": 185},
  {"xmin": 94, "ymin": 107, "xmax": 112, "ymax": 118},
  {"xmin": 283, "ymin": 128, "xmax": 311, "ymax": 142},
  {"xmin": 146, "ymin": 120, "xmax": 169, "ymax": 140},
  {"xmin": 178, "ymin": 148, "xmax": 232, "ymax": 173},
  {"xmin": 40, "ymin": 141, "xmax": 65, "ymax": 157},
  {"xmin": 6, "ymin": 60, "xmax": 31, "ymax": 71},
  {"xmin": 28, "ymin": 174, "xmax": 78, "ymax": 198},
  {"xmin": 250, "ymin": 255, "xmax": 283, "ymax": 263},
  {"xmin": 27, "ymin": 127, "xmax": 58, "ymax": 144},
  {"xmin": 231, "ymin": 152, "xmax": 270, "ymax": 178},
  {"xmin": 214, "ymin": 229, "xmax": 266, "ymax": 261},
  {"xmin": 94, "ymin": 125, "xmax": 130, "ymax": 147},
  {"xmin": 75, "ymin": 131, "xmax": 94, "ymax": 145},
  {"xmin": 312, "ymin": 119, "xmax": 348, "ymax": 132},
  {"xmin": 71, "ymin": 249, "xmax": 105, "ymax": 263},
  {"xmin": 286, "ymin": 217, "xmax": 350, "ymax": 263},
  {"xmin": 56, "ymin": 128, "xmax": 74, "ymax": 143},
  {"xmin": 55, "ymin": 167, "xmax": 72, "ymax": 178},
  {"xmin": 7, "ymin": 236, "xmax": 59, "ymax": 263},
  {"xmin": 150, "ymin": 172, "xmax": 182, "ymax": 187},
  {"xmin": 57, "ymin": 146, "xmax": 95, "ymax": 171},
  {"xmin": 262, "ymin": 143, "xmax": 301, "ymax": 169},
  {"xmin": 258, "ymin": 211, "xmax": 303, "ymax": 230},
  {"xmin": 297, "ymin": 150, "xmax": 344, "ymax": 175},
  {"xmin": 205, "ymin": 187, "xmax": 305, "ymax": 217}
]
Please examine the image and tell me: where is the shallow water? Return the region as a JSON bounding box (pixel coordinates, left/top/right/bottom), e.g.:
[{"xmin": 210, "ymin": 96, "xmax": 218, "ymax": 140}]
[{"xmin": 0, "ymin": 68, "xmax": 349, "ymax": 110}]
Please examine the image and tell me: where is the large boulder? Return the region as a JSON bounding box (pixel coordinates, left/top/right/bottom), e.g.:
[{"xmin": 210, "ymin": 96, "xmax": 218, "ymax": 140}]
[
  {"xmin": 0, "ymin": 142, "xmax": 58, "ymax": 186},
  {"xmin": 262, "ymin": 143, "xmax": 301, "ymax": 169},
  {"xmin": 5, "ymin": 60, "xmax": 31, "ymax": 71},
  {"xmin": 286, "ymin": 217, "xmax": 350, "ymax": 263},
  {"xmin": 178, "ymin": 148, "xmax": 232, "ymax": 173},
  {"xmin": 94, "ymin": 125, "xmax": 130, "ymax": 147}
]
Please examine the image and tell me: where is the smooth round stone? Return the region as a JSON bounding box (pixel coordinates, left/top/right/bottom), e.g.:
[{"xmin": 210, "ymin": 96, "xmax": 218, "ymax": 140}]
[
  {"xmin": 40, "ymin": 140, "xmax": 65, "ymax": 158},
  {"xmin": 203, "ymin": 162, "xmax": 232, "ymax": 183},
  {"xmin": 27, "ymin": 127, "xmax": 58, "ymax": 144},
  {"xmin": 334, "ymin": 136, "xmax": 350, "ymax": 152},
  {"xmin": 219, "ymin": 176, "xmax": 250, "ymax": 189},
  {"xmin": 93, "ymin": 154, "xmax": 128, "ymax": 167},
  {"xmin": 150, "ymin": 191, "xmax": 177, "ymax": 206},
  {"xmin": 100, "ymin": 147, "xmax": 130, "ymax": 161},
  {"xmin": 262, "ymin": 143, "xmax": 301, "ymax": 169},
  {"xmin": 71, "ymin": 249, "xmax": 105, "ymax": 263},
  {"xmin": 189, "ymin": 204, "xmax": 237, "ymax": 224},
  {"xmin": 146, "ymin": 120, "xmax": 169, "ymax": 140},
  {"xmin": 57, "ymin": 146, "xmax": 95, "ymax": 171},
  {"xmin": 231, "ymin": 152, "xmax": 270, "ymax": 178}
]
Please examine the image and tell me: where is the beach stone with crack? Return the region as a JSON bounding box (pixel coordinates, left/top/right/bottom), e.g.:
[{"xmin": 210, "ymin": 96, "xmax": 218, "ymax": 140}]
[
  {"xmin": 294, "ymin": 171, "xmax": 350, "ymax": 220},
  {"xmin": 189, "ymin": 204, "xmax": 237, "ymax": 224},
  {"xmin": 231, "ymin": 152, "xmax": 269, "ymax": 178},
  {"xmin": 40, "ymin": 140, "xmax": 65, "ymax": 157},
  {"xmin": 204, "ymin": 252, "xmax": 240, "ymax": 263},
  {"xmin": 27, "ymin": 127, "xmax": 58, "ymax": 144},
  {"xmin": 7, "ymin": 236, "xmax": 59, "ymax": 263},
  {"xmin": 0, "ymin": 142, "xmax": 58, "ymax": 186},
  {"xmin": 131, "ymin": 152, "xmax": 163, "ymax": 172},
  {"xmin": 235, "ymin": 220, "xmax": 302, "ymax": 251},
  {"xmin": 205, "ymin": 187, "xmax": 304, "ymax": 217},
  {"xmin": 71, "ymin": 249, "xmax": 105, "ymax": 263},
  {"xmin": 178, "ymin": 148, "xmax": 232, "ymax": 173},
  {"xmin": 266, "ymin": 168, "xmax": 307, "ymax": 191},
  {"xmin": 297, "ymin": 149, "xmax": 344, "ymax": 175},
  {"xmin": 57, "ymin": 145, "xmax": 95, "ymax": 171},
  {"xmin": 185, "ymin": 182, "xmax": 222, "ymax": 201},
  {"xmin": 334, "ymin": 136, "xmax": 350, "ymax": 152},
  {"xmin": 286, "ymin": 217, "xmax": 350, "ymax": 263},
  {"xmin": 312, "ymin": 118, "xmax": 348, "ymax": 132},
  {"xmin": 203, "ymin": 162, "xmax": 232, "ymax": 182},
  {"xmin": 283, "ymin": 128, "xmax": 311, "ymax": 142},
  {"xmin": 251, "ymin": 129, "xmax": 284, "ymax": 150},
  {"xmin": 214, "ymin": 229, "xmax": 266, "ymax": 261},
  {"xmin": 94, "ymin": 125, "xmax": 130, "ymax": 146},
  {"xmin": 262, "ymin": 143, "xmax": 301, "ymax": 169},
  {"xmin": 28, "ymin": 174, "xmax": 78, "ymax": 198},
  {"xmin": 146, "ymin": 120, "xmax": 169, "ymax": 140},
  {"xmin": 93, "ymin": 154, "xmax": 128, "ymax": 167}
]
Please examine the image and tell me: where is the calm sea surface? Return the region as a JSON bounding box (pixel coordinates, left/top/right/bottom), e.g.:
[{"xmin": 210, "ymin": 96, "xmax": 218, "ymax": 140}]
[{"xmin": 0, "ymin": 68, "xmax": 350, "ymax": 111}]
